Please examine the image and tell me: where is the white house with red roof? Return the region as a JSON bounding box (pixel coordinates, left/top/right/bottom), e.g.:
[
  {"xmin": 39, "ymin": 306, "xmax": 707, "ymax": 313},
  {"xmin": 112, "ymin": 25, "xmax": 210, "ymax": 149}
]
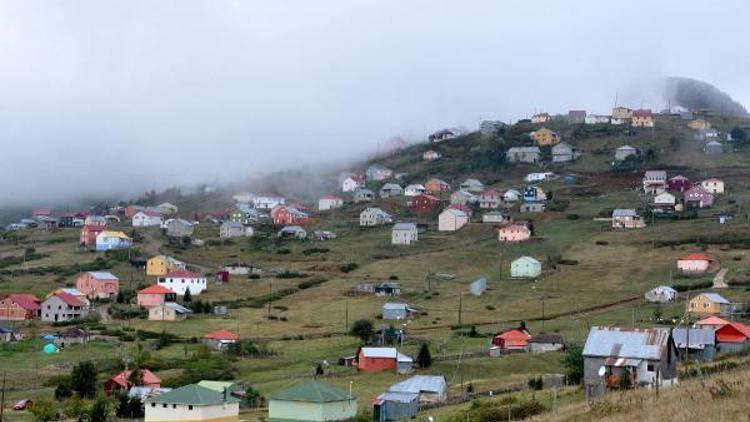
[
  {"xmin": 342, "ymin": 175, "xmax": 366, "ymax": 192},
  {"xmin": 132, "ymin": 210, "xmax": 163, "ymax": 227},
  {"xmin": 631, "ymin": 109, "xmax": 654, "ymax": 127},
  {"xmin": 41, "ymin": 292, "xmax": 89, "ymax": 322},
  {"xmin": 157, "ymin": 270, "xmax": 207, "ymax": 296},
  {"xmin": 479, "ymin": 189, "xmax": 503, "ymax": 209},
  {"xmin": 318, "ymin": 195, "xmax": 344, "ymax": 211},
  {"xmin": 203, "ymin": 330, "xmax": 239, "ymax": 350},
  {"xmin": 677, "ymin": 253, "xmax": 716, "ymax": 274}
]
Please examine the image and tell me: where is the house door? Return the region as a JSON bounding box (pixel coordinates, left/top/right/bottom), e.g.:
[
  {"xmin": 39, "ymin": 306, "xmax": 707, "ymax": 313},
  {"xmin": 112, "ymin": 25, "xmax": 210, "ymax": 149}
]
[{"xmin": 54, "ymin": 314, "xmax": 58, "ymax": 322}]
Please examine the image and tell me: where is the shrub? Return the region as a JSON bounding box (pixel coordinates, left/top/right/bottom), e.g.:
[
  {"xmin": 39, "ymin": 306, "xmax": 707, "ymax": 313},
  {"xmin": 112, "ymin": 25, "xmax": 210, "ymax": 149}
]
[
  {"xmin": 276, "ymin": 270, "xmax": 302, "ymax": 278},
  {"xmin": 276, "ymin": 248, "xmax": 291, "ymax": 255},
  {"xmin": 297, "ymin": 277, "xmax": 327, "ymax": 290},
  {"xmin": 340, "ymin": 263, "xmax": 359, "ymax": 273},
  {"xmin": 566, "ymin": 214, "xmax": 580, "ymax": 220},
  {"xmin": 595, "ymin": 240, "xmax": 609, "ymax": 245}
]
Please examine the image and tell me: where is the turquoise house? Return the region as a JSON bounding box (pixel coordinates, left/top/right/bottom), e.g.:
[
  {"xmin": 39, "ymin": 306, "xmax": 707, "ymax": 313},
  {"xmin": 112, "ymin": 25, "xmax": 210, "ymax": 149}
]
[
  {"xmin": 510, "ymin": 256, "xmax": 541, "ymax": 278},
  {"xmin": 269, "ymin": 380, "xmax": 357, "ymax": 422}
]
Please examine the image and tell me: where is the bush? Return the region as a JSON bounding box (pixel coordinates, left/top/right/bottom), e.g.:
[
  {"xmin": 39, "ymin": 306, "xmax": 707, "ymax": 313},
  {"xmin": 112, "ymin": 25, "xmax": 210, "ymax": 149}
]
[
  {"xmin": 276, "ymin": 270, "xmax": 302, "ymax": 279},
  {"xmin": 297, "ymin": 277, "xmax": 328, "ymax": 290},
  {"xmin": 595, "ymin": 240, "xmax": 609, "ymax": 245},
  {"xmin": 340, "ymin": 263, "xmax": 359, "ymax": 273},
  {"xmin": 276, "ymin": 248, "xmax": 291, "ymax": 255},
  {"xmin": 566, "ymin": 214, "xmax": 580, "ymax": 220},
  {"xmin": 557, "ymin": 259, "xmax": 579, "ymax": 265},
  {"xmin": 302, "ymin": 247, "xmax": 330, "ymax": 256}
]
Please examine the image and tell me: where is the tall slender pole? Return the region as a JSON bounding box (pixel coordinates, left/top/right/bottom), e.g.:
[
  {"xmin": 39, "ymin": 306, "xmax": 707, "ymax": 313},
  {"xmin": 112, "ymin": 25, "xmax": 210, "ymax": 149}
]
[
  {"xmin": 0, "ymin": 373, "xmax": 6, "ymax": 422},
  {"xmin": 458, "ymin": 294, "xmax": 462, "ymax": 326},
  {"xmin": 345, "ymin": 299, "xmax": 349, "ymax": 332}
]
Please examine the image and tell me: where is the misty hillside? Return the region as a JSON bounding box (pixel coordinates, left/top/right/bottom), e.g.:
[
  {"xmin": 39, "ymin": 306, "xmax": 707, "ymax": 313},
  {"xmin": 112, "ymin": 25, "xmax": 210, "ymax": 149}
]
[{"xmin": 664, "ymin": 76, "xmax": 748, "ymax": 117}]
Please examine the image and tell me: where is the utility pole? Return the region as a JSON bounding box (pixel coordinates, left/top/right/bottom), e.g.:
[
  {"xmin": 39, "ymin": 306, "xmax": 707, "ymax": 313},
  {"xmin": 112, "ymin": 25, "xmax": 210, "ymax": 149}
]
[
  {"xmin": 0, "ymin": 373, "xmax": 5, "ymax": 422},
  {"xmin": 267, "ymin": 280, "xmax": 272, "ymax": 318},
  {"xmin": 345, "ymin": 299, "xmax": 349, "ymax": 332},
  {"xmin": 458, "ymin": 294, "xmax": 462, "ymax": 326}
]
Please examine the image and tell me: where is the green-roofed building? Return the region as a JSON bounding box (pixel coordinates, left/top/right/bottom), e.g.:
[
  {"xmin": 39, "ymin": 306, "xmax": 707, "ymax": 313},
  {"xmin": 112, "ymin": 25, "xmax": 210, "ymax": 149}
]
[
  {"xmin": 145, "ymin": 383, "xmax": 240, "ymax": 422},
  {"xmin": 197, "ymin": 380, "xmax": 238, "ymax": 393},
  {"xmin": 269, "ymin": 380, "xmax": 358, "ymax": 422}
]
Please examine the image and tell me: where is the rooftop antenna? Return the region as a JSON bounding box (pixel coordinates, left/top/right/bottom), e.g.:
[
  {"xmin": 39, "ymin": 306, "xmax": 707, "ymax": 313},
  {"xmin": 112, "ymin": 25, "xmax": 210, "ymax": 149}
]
[{"xmin": 614, "ymin": 92, "xmax": 619, "ymax": 108}]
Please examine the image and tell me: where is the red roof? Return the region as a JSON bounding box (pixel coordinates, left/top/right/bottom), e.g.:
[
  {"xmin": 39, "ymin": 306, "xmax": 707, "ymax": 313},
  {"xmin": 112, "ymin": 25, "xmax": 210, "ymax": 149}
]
[
  {"xmin": 417, "ymin": 194, "xmax": 440, "ymax": 201},
  {"xmin": 7, "ymin": 294, "xmax": 41, "ymax": 311},
  {"xmin": 716, "ymin": 322, "xmax": 750, "ymax": 343},
  {"xmin": 138, "ymin": 285, "xmax": 176, "ymax": 295},
  {"xmin": 496, "ymin": 329, "xmax": 532, "ymax": 341},
  {"xmin": 204, "ymin": 330, "xmax": 239, "ymax": 340},
  {"xmin": 696, "ymin": 316, "xmax": 730, "ymax": 326},
  {"xmin": 320, "ymin": 195, "xmax": 342, "ymax": 200},
  {"xmin": 632, "ymin": 109, "xmax": 653, "ymax": 117},
  {"xmin": 108, "ymin": 369, "xmax": 161, "ymax": 388},
  {"xmin": 53, "ymin": 292, "xmax": 85, "ymax": 307},
  {"xmin": 679, "ymin": 253, "xmax": 713, "ymax": 262},
  {"xmin": 163, "ymin": 269, "xmax": 201, "ymax": 279}
]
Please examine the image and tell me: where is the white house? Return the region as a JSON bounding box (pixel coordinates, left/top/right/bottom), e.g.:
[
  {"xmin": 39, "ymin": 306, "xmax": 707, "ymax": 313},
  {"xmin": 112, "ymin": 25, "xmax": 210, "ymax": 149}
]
[
  {"xmin": 524, "ymin": 172, "xmax": 556, "ymax": 183},
  {"xmin": 423, "ymin": 150, "xmax": 442, "ymax": 161},
  {"xmin": 653, "ymin": 192, "xmax": 676, "ymax": 208},
  {"xmin": 585, "ymin": 114, "xmax": 610, "ymax": 125},
  {"xmin": 615, "ymin": 145, "xmax": 638, "ymax": 161},
  {"xmin": 460, "ymin": 178, "xmax": 485, "ymax": 193},
  {"xmin": 144, "ymin": 384, "xmax": 239, "ymax": 422},
  {"xmin": 392, "ymin": 223, "xmax": 418, "ymax": 245},
  {"xmin": 610, "ymin": 117, "xmax": 627, "ymax": 125},
  {"xmin": 157, "ymin": 270, "xmax": 207, "ymax": 296},
  {"xmin": 450, "ymin": 190, "xmax": 478, "ymax": 205},
  {"xmin": 318, "ymin": 195, "xmax": 344, "ymax": 211},
  {"xmin": 645, "ymin": 286, "xmax": 678, "ymax": 304},
  {"xmin": 503, "ymin": 189, "xmax": 522, "ymax": 203},
  {"xmin": 360, "ymin": 208, "xmax": 392, "ymax": 227},
  {"xmin": 438, "ymin": 209, "xmax": 469, "ymax": 232},
  {"xmin": 132, "ymin": 211, "xmax": 163, "ymax": 227},
  {"xmin": 253, "ymin": 194, "xmax": 286, "ymax": 210},
  {"xmin": 342, "ymin": 175, "xmax": 366, "ymax": 192},
  {"xmin": 379, "ymin": 183, "xmax": 404, "ymax": 198},
  {"xmin": 404, "ymin": 184, "xmax": 426, "ymax": 197},
  {"xmin": 220, "ymin": 221, "xmax": 253, "ymax": 238},
  {"xmin": 701, "ymin": 178, "xmax": 725, "ymax": 194}
]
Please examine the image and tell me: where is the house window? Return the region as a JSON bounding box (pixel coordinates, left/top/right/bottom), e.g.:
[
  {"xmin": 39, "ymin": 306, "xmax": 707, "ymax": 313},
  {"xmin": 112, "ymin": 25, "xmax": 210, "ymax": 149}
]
[
  {"xmin": 647, "ymin": 364, "xmax": 654, "ymax": 372},
  {"xmin": 162, "ymin": 403, "xmax": 167, "ymax": 408},
  {"xmin": 151, "ymin": 403, "xmax": 156, "ymax": 408},
  {"xmin": 173, "ymin": 404, "xmax": 177, "ymax": 409},
  {"xmin": 188, "ymin": 405, "xmax": 193, "ymax": 410}
]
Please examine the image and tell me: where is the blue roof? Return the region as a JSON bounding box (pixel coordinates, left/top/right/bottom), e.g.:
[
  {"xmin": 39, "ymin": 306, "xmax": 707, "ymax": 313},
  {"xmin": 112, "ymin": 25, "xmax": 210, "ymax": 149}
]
[
  {"xmin": 701, "ymin": 293, "xmax": 730, "ymax": 304},
  {"xmin": 388, "ymin": 375, "xmax": 447, "ymax": 394}
]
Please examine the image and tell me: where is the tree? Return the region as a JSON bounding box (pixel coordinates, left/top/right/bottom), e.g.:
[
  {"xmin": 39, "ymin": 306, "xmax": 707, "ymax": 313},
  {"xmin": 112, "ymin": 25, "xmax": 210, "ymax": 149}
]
[
  {"xmin": 127, "ymin": 367, "xmax": 144, "ymax": 387},
  {"xmin": 561, "ymin": 345, "xmax": 584, "ymax": 384},
  {"xmin": 731, "ymin": 127, "xmax": 747, "ymax": 142},
  {"xmin": 88, "ymin": 396, "xmax": 111, "ymax": 422},
  {"xmin": 183, "ymin": 288, "xmax": 192, "ymax": 303},
  {"xmin": 416, "ymin": 343, "xmax": 432, "ymax": 369},
  {"xmin": 155, "ymin": 330, "xmax": 172, "ymax": 350},
  {"xmin": 54, "ymin": 382, "xmax": 73, "ymax": 400},
  {"xmin": 71, "ymin": 361, "xmax": 98, "ymax": 398},
  {"xmin": 63, "ymin": 395, "xmax": 88, "ymax": 419},
  {"xmin": 244, "ymin": 386, "xmax": 264, "ymax": 408},
  {"xmin": 28, "ymin": 399, "xmax": 58, "ymax": 422},
  {"xmin": 350, "ymin": 319, "xmax": 374, "ymax": 344}
]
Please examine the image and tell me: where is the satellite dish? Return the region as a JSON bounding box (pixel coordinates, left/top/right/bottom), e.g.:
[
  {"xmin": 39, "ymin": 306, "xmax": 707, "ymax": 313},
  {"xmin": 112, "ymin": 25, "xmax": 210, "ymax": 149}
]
[{"xmin": 598, "ymin": 366, "xmax": 606, "ymax": 377}]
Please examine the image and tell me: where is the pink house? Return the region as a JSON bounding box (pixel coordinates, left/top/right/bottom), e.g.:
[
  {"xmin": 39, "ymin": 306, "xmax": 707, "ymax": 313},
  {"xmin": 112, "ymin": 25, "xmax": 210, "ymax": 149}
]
[
  {"xmin": 677, "ymin": 253, "xmax": 715, "ymax": 274},
  {"xmin": 136, "ymin": 285, "xmax": 177, "ymax": 308},
  {"xmin": 75, "ymin": 272, "xmax": 119, "ymax": 300},
  {"xmin": 668, "ymin": 175, "xmax": 691, "ymax": 192},
  {"xmin": 684, "ymin": 186, "xmax": 715, "ymax": 208},
  {"xmin": 479, "ymin": 189, "xmax": 503, "ymax": 209},
  {"xmin": 497, "ymin": 224, "xmax": 532, "ymax": 242}
]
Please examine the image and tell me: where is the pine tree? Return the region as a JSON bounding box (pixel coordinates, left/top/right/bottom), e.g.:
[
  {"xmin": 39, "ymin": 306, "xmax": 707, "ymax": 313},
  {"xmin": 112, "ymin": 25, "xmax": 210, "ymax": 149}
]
[
  {"xmin": 71, "ymin": 361, "xmax": 98, "ymax": 398},
  {"xmin": 416, "ymin": 343, "xmax": 432, "ymax": 368},
  {"xmin": 183, "ymin": 287, "xmax": 192, "ymax": 303}
]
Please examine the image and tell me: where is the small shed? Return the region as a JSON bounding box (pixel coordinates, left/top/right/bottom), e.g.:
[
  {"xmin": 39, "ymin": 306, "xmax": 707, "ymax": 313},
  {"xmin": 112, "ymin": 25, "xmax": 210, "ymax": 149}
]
[
  {"xmin": 672, "ymin": 327, "xmax": 715, "ymax": 361},
  {"xmin": 644, "ymin": 286, "xmax": 678, "ymax": 304},
  {"xmin": 387, "ymin": 375, "xmax": 448, "ymax": 403},
  {"xmin": 373, "ymin": 392, "xmax": 418, "ymax": 422},
  {"xmin": 510, "ymin": 256, "xmax": 542, "ymax": 279},
  {"xmin": 469, "ymin": 278, "xmax": 487, "ymax": 296},
  {"xmin": 529, "ymin": 334, "xmax": 565, "ymax": 353}
]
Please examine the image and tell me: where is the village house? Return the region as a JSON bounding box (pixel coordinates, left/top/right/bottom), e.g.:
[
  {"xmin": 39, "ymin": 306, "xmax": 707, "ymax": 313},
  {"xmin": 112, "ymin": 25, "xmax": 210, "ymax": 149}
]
[
  {"xmin": 0, "ymin": 326, "xmax": 22, "ymax": 343},
  {"xmin": 677, "ymin": 253, "xmax": 716, "ymax": 274},
  {"xmin": 366, "ymin": 164, "xmax": 393, "ymax": 181},
  {"xmin": 382, "ymin": 303, "xmax": 419, "ymax": 320},
  {"xmin": 695, "ymin": 316, "xmax": 731, "ymax": 330},
  {"xmin": 357, "ymin": 347, "xmax": 413, "ymax": 374},
  {"xmin": 278, "ymin": 225, "xmax": 307, "ymax": 239},
  {"xmin": 342, "ymin": 175, "xmax": 365, "ymax": 192},
  {"xmin": 668, "ymin": 175, "xmax": 691, "ymax": 192},
  {"xmin": 695, "ymin": 128, "xmax": 720, "ymax": 141},
  {"xmin": 75, "ymin": 271, "xmax": 119, "ymax": 300},
  {"xmin": 145, "ymin": 383, "xmax": 240, "ymax": 422},
  {"xmin": 318, "ymin": 195, "xmax": 344, "ymax": 211},
  {"xmin": 498, "ymin": 223, "xmax": 532, "ymax": 242},
  {"xmin": 704, "ymin": 140, "xmax": 723, "ymax": 154},
  {"xmin": 492, "ymin": 328, "xmax": 532, "ymax": 353},
  {"xmin": 147, "ymin": 255, "xmax": 186, "ymax": 277},
  {"xmin": 149, "ymin": 302, "xmax": 192, "ymax": 322},
  {"xmin": 158, "ymin": 270, "xmax": 206, "ymax": 297},
  {"xmin": 523, "ymin": 185, "xmax": 546, "ymax": 202},
  {"xmin": 520, "ymin": 203, "xmax": 546, "ymax": 213},
  {"xmin": 268, "ymin": 380, "xmax": 356, "ymax": 422},
  {"xmin": 610, "ymin": 117, "xmax": 627, "ymax": 125},
  {"xmin": 429, "ymin": 128, "xmax": 457, "ymax": 142},
  {"xmin": 450, "ymin": 190, "xmax": 478, "ymax": 205},
  {"xmin": 273, "ymin": 206, "xmax": 310, "ymax": 225},
  {"xmin": 642, "ymin": 170, "xmax": 668, "ymax": 194},
  {"xmin": 124, "ymin": 205, "xmax": 145, "ymax": 219},
  {"xmin": 688, "ymin": 119, "xmax": 711, "ymax": 130},
  {"xmin": 503, "ymin": 189, "xmax": 522, "ymax": 203},
  {"xmin": 0, "ymin": 294, "xmax": 41, "ymax": 320},
  {"xmin": 483, "ymin": 211, "xmax": 512, "ymax": 224},
  {"xmin": 531, "ymin": 127, "xmax": 560, "ymax": 146},
  {"xmin": 479, "ymin": 189, "xmax": 503, "ymax": 209},
  {"xmin": 689, "ymin": 293, "xmax": 731, "ymax": 317},
  {"xmin": 374, "ymin": 282, "xmax": 401, "ymax": 297},
  {"xmin": 388, "ymin": 376, "xmax": 447, "ymax": 404},
  {"xmin": 551, "ymin": 142, "xmax": 579, "ymax": 163},
  {"xmin": 155, "ymin": 203, "xmax": 178, "ymax": 215},
  {"xmin": 353, "ymin": 188, "xmax": 375, "ymax": 203},
  {"xmin": 137, "ymin": 284, "xmax": 177, "ymax": 308},
  {"xmin": 220, "ymin": 221, "xmax": 253, "ymax": 238},
  {"xmin": 531, "ymin": 112, "xmax": 551, "ymax": 124},
  {"xmin": 684, "ymin": 186, "xmax": 715, "ymax": 208},
  {"xmin": 373, "ymin": 393, "xmax": 418, "ymax": 422},
  {"xmin": 612, "ymin": 106, "xmax": 633, "ymax": 119},
  {"xmin": 529, "ymin": 334, "xmax": 565, "ymax": 353},
  {"xmin": 422, "ymin": 150, "xmax": 442, "ymax": 161},
  {"xmin": 715, "ymin": 322, "xmax": 750, "ymax": 354},
  {"xmin": 407, "ymin": 194, "xmax": 440, "ymax": 213},
  {"xmin": 104, "ymin": 369, "xmax": 161, "ymax": 393},
  {"xmin": 359, "ymin": 208, "xmax": 392, "ymax": 227},
  {"xmin": 48, "ymin": 288, "xmax": 89, "ymax": 306},
  {"xmin": 84, "ymin": 215, "xmax": 106, "ymax": 227},
  {"xmin": 506, "ymin": 146, "xmax": 541, "ymax": 163},
  {"xmin": 253, "ymin": 193, "xmax": 286, "ymax": 210},
  {"xmin": 438, "ymin": 208, "xmax": 469, "ymax": 232},
  {"xmin": 460, "ymin": 178, "xmax": 484, "ymax": 193},
  {"xmin": 611, "ymin": 208, "xmax": 645, "ymax": 229},
  {"xmin": 404, "ymin": 184, "xmax": 426, "ymax": 197},
  {"xmin": 614, "ymin": 145, "xmax": 638, "ymax": 161},
  {"xmin": 652, "ymin": 191, "xmax": 676, "ymax": 212},
  {"xmin": 447, "ymin": 203, "xmax": 472, "ymax": 216},
  {"xmin": 585, "ymin": 114, "xmax": 610, "ymax": 125},
  {"xmin": 583, "ymin": 326, "xmax": 677, "ymax": 399},
  {"xmin": 479, "ymin": 120, "xmax": 506, "ymax": 135},
  {"xmin": 203, "ymin": 330, "xmax": 239, "ymax": 350},
  {"xmin": 379, "ymin": 183, "xmax": 404, "ymax": 198},
  {"xmin": 391, "ymin": 223, "xmax": 418, "ymax": 245},
  {"xmin": 55, "ymin": 327, "xmax": 90, "ymax": 348},
  {"xmin": 95, "ymin": 230, "xmax": 132, "ymax": 251},
  {"xmin": 510, "ymin": 256, "xmax": 541, "ymax": 278},
  {"xmin": 525, "ymin": 172, "xmax": 555, "ymax": 183},
  {"xmin": 425, "ymin": 178, "xmax": 450, "ymax": 194},
  {"xmin": 567, "ymin": 110, "xmax": 586, "ymax": 124},
  {"xmin": 132, "ymin": 210, "xmax": 163, "ymax": 227},
  {"xmin": 701, "ymin": 178, "xmax": 725, "ymax": 194},
  {"xmin": 41, "ymin": 292, "xmax": 88, "ymax": 323},
  {"xmin": 644, "ymin": 286, "xmax": 678, "ymax": 304},
  {"xmin": 672, "ymin": 328, "xmax": 715, "ymax": 361},
  {"xmin": 80, "ymin": 224, "xmax": 106, "ymax": 247},
  {"xmin": 631, "ymin": 109, "xmax": 654, "ymax": 127},
  {"xmin": 165, "ymin": 219, "xmax": 195, "ymax": 237},
  {"xmin": 230, "ymin": 204, "xmax": 259, "ymax": 225}
]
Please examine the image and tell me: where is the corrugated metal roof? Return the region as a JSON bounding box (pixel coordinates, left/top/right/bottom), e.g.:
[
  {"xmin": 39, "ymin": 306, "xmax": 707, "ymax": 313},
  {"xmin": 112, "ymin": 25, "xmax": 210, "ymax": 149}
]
[
  {"xmin": 376, "ymin": 392, "xmax": 418, "ymax": 403},
  {"xmin": 270, "ymin": 380, "xmax": 355, "ymax": 402},
  {"xmin": 583, "ymin": 326, "xmax": 671, "ymax": 360},
  {"xmin": 147, "ymin": 384, "xmax": 239, "ymax": 405},
  {"xmin": 604, "ymin": 357, "xmax": 642, "ymax": 367},
  {"xmin": 392, "ymin": 223, "xmax": 416, "ymax": 231},
  {"xmin": 672, "ymin": 328, "xmax": 715, "ymax": 348},
  {"xmin": 361, "ymin": 347, "xmax": 398, "ymax": 358},
  {"xmin": 701, "ymin": 293, "xmax": 730, "ymax": 304},
  {"xmin": 87, "ymin": 271, "xmax": 118, "ymax": 280},
  {"xmin": 612, "ymin": 208, "xmax": 637, "ymax": 217},
  {"xmin": 382, "ymin": 303, "xmax": 408, "ymax": 311},
  {"xmin": 388, "ymin": 375, "xmax": 447, "ymax": 395}
]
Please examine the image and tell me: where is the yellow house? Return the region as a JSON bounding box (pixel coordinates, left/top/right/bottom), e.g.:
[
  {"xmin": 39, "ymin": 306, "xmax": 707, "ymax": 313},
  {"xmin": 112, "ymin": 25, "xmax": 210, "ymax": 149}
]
[
  {"xmin": 612, "ymin": 107, "xmax": 633, "ymax": 119},
  {"xmin": 146, "ymin": 255, "xmax": 186, "ymax": 277},
  {"xmin": 531, "ymin": 128, "xmax": 560, "ymax": 146},
  {"xmin": 689, "ymin": 293, "xmax": 730, "ymax": 317},
  {"xmin": 688, "ymin": 119, "xmax": 711, "ymax": 130}
]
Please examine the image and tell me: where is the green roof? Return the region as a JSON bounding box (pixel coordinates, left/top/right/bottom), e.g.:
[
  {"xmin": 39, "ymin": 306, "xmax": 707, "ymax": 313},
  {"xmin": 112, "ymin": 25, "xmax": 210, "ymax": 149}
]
[
  {"xmin": 270, "ymin": 380, "xmax": 356, "ymax": 403},
  {"xmin": 147, "ymin": 384, "xmax": 240, "ymax": 406},
  {"xmin": 197, "ymin": 380, "xmax": 236, "ymax": 392}
]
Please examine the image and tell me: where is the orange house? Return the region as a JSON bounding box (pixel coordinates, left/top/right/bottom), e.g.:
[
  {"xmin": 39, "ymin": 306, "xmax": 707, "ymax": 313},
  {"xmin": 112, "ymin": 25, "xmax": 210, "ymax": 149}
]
[
  {"xmin": 137, "ymin": 285, "xmax": 177, "ymax": 308},
  {"xmin": 103, "ymin": 369, "xmax": 161, "ymax": 393},
  {"xmin": 492, "ymin": 329, "xmax": 532, "ymax": 351},
  {"xmin": 0, "ymin": 294, "xmax": 41, "ymax": 320},
  {"xmin": 75, "ymin": 272, "xmax": 119, "ymax": 300},
  {"xmin": 425, "ymin": 178, "xmax": 451, "ymax": 194},
  {"xmin": 80, "ymin": 225, "xmax": 105, "ymax": 248}
]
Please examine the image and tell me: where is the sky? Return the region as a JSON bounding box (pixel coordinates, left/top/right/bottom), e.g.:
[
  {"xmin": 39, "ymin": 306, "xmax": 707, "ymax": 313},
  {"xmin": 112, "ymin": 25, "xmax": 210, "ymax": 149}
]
[{"xmin": 0, "ymin": 0, "xmax": 749, "ymax": 205}]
